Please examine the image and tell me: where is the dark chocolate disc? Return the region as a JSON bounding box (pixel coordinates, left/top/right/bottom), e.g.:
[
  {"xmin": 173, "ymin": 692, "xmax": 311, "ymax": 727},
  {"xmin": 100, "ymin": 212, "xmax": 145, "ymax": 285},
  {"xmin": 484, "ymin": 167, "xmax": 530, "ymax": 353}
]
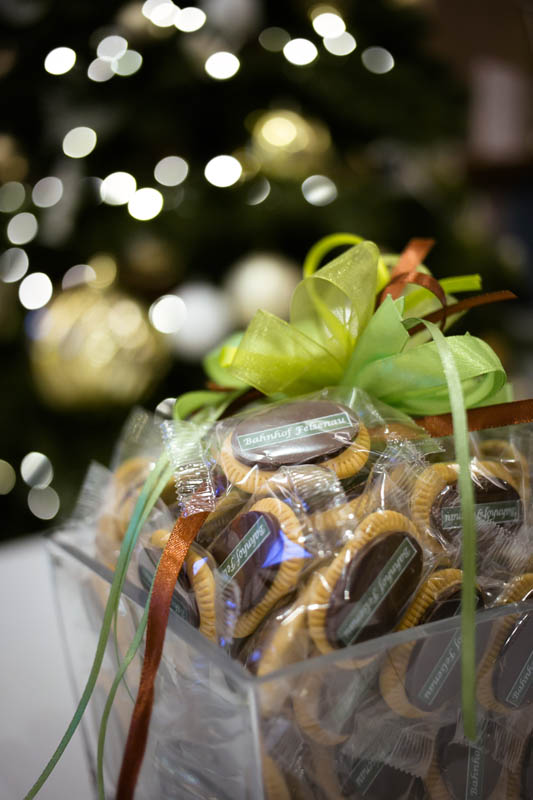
[
  {"xmin": 231, "ymin": 400, "xmax": 360, "ymax": 470},
  {"xmin": 211, "ymin": 511, "xmax": 284, "ymax": 613},
  {"xmin": 430, "ymin": 473, "xmax": 522, "ymax": 546},
  {"xmin": 405, "ymin": 586, "xmax": 486, "ymax": 712},
  {"xmin": 492, "ymin": 589, "xmax": 533, "ymax": 710},
  {"xmin": 325, "ymin": 532, "xmax": 423, "ymax": 649},
  {"xmin": 138, "ymin": 547, "xmax": 199, "ymax": 627},
  {"xmin": 436, "ymin": 722, "xmax": 502, "ymax": 800},
  {"xmin": 335, "ymin": 746, "xmax": 426, "ymax": 799}
]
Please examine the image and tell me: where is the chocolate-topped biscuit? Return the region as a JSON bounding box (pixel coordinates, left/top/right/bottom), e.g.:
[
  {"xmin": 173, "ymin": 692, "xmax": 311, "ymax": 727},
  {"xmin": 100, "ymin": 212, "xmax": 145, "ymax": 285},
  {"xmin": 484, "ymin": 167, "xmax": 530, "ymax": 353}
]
[
  {"xmin": 380, "ymin": 569, "xmax": 489, "ymax": 718},
  {"xmin": 427, "ymin": 721, "xmax": 504, "ymax": 800},
  {"xmin": 138, "ymin": 547, "xmax": 200, "ymax": 628},
  {"xmin": 411, "ymin": 460, "xmax": 523, "ymax": 555},
  {"xmin": 220, "ymin": 400, "xmax": 370, "ymax": 493},
  {"xmin": 477, "ymin": 574, "xmax": 533, "ymax": 714},
  {"xmin": 308, "ymin": 510, "xmax": 424, "ymax": 665},
  {"xmin": 520, "ymin": 732, "xmax": 533, "ymax": 800},
  {"xmin": 209, "ymin": 497, "xmax": 308, "ymax": 638},
  {"xmin": 335, "ymin": 745, "xmax": 426, "ymax": 799}
]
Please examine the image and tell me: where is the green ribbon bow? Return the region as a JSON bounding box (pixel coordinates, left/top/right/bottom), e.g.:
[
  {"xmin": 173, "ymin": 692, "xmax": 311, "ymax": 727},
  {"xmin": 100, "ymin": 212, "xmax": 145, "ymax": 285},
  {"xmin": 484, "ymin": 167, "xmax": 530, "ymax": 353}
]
[{"xmin": 221, "ymin": 239, "xmax": 506, "ymax": 413}]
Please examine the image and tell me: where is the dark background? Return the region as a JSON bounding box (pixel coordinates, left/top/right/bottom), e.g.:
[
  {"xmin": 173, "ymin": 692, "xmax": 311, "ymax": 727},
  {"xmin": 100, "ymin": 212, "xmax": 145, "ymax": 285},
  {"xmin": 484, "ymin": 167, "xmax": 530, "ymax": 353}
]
[{"xmin": 1, "ymin": 0, "xmax": 532, "ymax": 539}]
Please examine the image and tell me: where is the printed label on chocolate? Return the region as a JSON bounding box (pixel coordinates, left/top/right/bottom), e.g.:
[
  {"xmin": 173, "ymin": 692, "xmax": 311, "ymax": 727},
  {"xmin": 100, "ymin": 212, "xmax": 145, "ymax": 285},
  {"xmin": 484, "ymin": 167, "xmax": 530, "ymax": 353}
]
[
  {"xmin": 350, "ymin": 758, "xmax": 385, "ymax": 796},
  {"xmin": 218, "ymin": 515, "xmax": 272, "ymax": 583},
  {"xmin": 465, "ymin": 743, "xmax": 486, "ymax": 799},
  {"xmin": 440, "ymin": 500, "xmax": 521, "ymax": 530},
  {"xmin": 236, "ymin": 411, "xmax": 353, "ymax": 452},
  {"xmin": 418, "ymin": 630, "xmax": 462, "ymax": 706},
  {"xmin": 505, "ymin": 646, "xmax": 533, "ymax": 708},
  {"xmin": 338, "ymin": 538, "xmax": 418, "ymax": 646}
]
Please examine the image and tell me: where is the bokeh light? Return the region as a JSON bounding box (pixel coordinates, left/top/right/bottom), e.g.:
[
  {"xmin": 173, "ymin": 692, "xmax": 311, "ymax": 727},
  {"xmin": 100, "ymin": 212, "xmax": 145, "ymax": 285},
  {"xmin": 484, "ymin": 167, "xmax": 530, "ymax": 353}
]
[
  {"xmin": 323, "ymin": 32, "xmax": 356, "ymax": 56},
  {"xmin": 62, "ymin": 127, "xmax": 97, "ymax": 158},
  {"xmin": 149, "ymin": 294, "xmax": 187, "ymax": 333},
  {"xmin": 246, "ymin": 177, "xmax": 271, "ymax": 205},
  {"xmin": 19, "ymin": 272, "xmax": 53, "ymax": 309},
  {"xmin": 62, "ymin": 264, "xmax": 97, "ymax": 289},
  {"xmin": 283, "ymin": 39, "xmax": 318, "ymax": 66},
  {"xmin": 32, "ymin": 177, "xmax": 63, "ymax": 208},
  {"xmin": 27, "ymin": 486, "xmax": 60, "ymax": 519},
  {"xmin": 175, "ymin": 7, "xmax": 206, "ymax": 32},
  {"xmin": 251, "ymin": 110, "xmax": 331, "ymax": 178},
  {"xmin": 0, "ymin": 248, "xmax": 28, "ymax": 283},
  {"xmin": 111, "ymin": 50, "xmax": 143, "ymax": 76},
  {"xmin": 88, "ymin": 58, "xmax": 114, "ymax": 82},
  {"xmin": 301, "ymin": 174, "xmax": 338, "ymax": 205},
  {"xmin": 225, "ymin": 252, "xmax": 300, "ymax": 323},
  {"xmin": 127, "ymin": 187, "xmax": 164, "ymax": 219},
  {"xmin": 0, "ymin": 181, "xmax": 25, "ymax": 213},
  {"xmin": 20, "ymin": 451, "xmax": 53, "ymax": 488},
  {"xmin": 258, "ymin": 27, "xmax": 290, "ymax": 52},
  {"xmin": 169, "ymin": 283, "xmax": 234, "ymax": 358},
  {"xmin": 361, "ymin": 46, "xmax": 395, "ymax": 74},
  {"xmin": 312, "ymin": 11, "xmax": 346, "ymax": 38},
  {"xmin": 204, "ymin": 52, "xmax": 240, "ymax": 80},
  {"xmin": 87, "ymin": 253, "xmax": 117, "ymax": 289},
  {"xmin": 7, "ymin": 213, "xmax": 38, "ymax": 245},
  {"xmin": 100, "ymin": 171, "xmax": 137, "ymax": 205},
  {"xmin": 204, "ymin": 155, "xmax": 242, "ymax": 187},
  {"xmin": 97, "ymin": 35, "xmax": 128, "ymax": 61},
  {"xmin": 143, "ymin": 0, "xmax": 178, "ymax": 27},
  {"xmin": 154, "ymin": 155, "xmax": 188, "ymax": 186},
  {"xmin": 44, "ymin": 47, "xmax": 76, "ymax": 75},
  {"xmin": 0, "ymin": 460, "xmax": 16, "ymax": 494}
]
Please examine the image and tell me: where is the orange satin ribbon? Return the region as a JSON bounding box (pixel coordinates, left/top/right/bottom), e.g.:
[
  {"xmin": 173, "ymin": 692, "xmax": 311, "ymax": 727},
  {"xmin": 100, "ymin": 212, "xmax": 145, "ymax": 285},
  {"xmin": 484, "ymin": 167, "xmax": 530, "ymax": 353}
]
[{"xmin": 116, "ymin": 509, "xmax": 209, "ymax": 800}]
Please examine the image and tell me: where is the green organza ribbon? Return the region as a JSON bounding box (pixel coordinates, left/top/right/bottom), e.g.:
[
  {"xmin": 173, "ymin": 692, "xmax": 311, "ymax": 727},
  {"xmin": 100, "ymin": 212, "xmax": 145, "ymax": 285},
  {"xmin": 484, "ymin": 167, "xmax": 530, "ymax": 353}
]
[{"xmin": 222, "ymin": 240, "xmax": 506, "ymax": 413}]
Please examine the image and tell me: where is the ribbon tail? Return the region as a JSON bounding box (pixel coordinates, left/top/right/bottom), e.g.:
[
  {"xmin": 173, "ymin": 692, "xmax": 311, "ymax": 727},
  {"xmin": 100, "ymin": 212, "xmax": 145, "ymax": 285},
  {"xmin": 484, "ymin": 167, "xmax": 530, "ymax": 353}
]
[
  {"xmin": 408, "ymin": 318, "xmax": 477, "ymax": 741},
  {"xmin": 116, "ymin": 511, "xmax": 209, "ymax": 800}
]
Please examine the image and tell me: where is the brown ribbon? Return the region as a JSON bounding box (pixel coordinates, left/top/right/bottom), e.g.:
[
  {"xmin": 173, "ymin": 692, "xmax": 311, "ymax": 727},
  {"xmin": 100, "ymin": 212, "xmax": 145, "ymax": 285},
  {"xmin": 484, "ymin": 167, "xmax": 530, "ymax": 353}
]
[
  {"xmin": 407, "ymin": 290, "xmax": 517, "ymax": 336},
  {"xmin": 417, "ymin": 399, "xmax": 533, "ymax": 437},
  {"xmin": 116, "ymin": 509, "xmax": 209, "ymax": 800},
  {"xmin": 378, "ymin": 238, "xmax": 449, "ymax": 330}
]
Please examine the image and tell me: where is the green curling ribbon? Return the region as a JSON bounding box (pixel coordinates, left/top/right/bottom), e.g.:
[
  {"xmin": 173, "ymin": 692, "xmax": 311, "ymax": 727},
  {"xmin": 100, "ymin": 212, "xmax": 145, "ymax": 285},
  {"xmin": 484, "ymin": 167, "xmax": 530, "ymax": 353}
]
[
  {"xmin": 223, "ymin": 240, "xmax": 506, "ymax": 415},
  {"xmin": 405, "ymin": 316, "xmax": 478, "ymax": 741}
]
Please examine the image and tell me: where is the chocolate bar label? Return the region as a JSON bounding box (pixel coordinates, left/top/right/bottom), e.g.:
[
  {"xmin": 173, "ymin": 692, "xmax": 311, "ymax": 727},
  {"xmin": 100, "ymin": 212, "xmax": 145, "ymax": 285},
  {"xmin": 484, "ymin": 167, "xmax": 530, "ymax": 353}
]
[
  {"xmin": 218, "ymin": 515, "xmax": 272, "ymax": 582},
  {"xmin": 506, "ymin": 646, "xmax": 533, "ymax": 707},
  {"xmin": 441, "ymin": 500, "xmax": 521, "ymax": 530},
  {"xmin": 350, "ymin": 758, "xmax": 385, "ymax": 796},
  {"xmin": 418, "ymin": 629, "xmax": 462, "ymax": 706},
  {"xmin": 236, "ymin": 411, "xmax": 353, "ymax": 451},
  {"xmin": 338, "ymin": 537, "xmax": 418, "ymax": 646}
]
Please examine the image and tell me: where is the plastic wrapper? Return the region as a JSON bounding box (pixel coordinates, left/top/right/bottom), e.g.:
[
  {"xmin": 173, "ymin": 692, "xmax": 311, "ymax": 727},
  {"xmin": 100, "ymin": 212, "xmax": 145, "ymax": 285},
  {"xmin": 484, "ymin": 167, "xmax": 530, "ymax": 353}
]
[{"xmin": 49, "ymin": 389, "xmax": 533, "ymax": 798}]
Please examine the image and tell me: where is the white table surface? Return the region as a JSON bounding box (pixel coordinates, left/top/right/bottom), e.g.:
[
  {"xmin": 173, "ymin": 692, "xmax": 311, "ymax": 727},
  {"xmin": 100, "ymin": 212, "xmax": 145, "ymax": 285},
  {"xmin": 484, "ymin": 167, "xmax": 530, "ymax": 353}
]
[{"xmin": 0, "ymin": 536, "xmax": 93, "ymax": 800}]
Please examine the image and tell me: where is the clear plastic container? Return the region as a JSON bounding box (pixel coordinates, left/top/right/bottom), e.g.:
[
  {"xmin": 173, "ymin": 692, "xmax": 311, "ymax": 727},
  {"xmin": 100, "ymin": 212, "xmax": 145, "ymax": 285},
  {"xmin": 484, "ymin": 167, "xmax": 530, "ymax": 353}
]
[{"xmin": 50, "ymin": 535, "xmax": 533, "ymax": 800}]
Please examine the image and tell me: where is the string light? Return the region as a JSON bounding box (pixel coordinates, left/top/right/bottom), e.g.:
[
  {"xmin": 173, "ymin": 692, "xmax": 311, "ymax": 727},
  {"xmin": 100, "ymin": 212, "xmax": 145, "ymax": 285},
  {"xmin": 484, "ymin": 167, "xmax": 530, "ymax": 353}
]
[
  {"xmin": 7, "ymin": 212, "xmax": 38, "ymax": 245},
  {"xmin": 0, "ymin": 181, "xmax": 25, "ymax": 212},
  {"xmin": 149, "ymin": 294, "xmax": 187, "ymax": 333},
  {"xmin": 361, "ymin": 46, "xmax": 395, "ymax": 74},
  {"xmin": 112, "ymin": 50, "xmax": 143, "ymax": 76},
  {"xmin": 301, "ymin": 174, "xmax": 338, "ymax": 205},
  {"xmin": 32, "ymin": 177, "xmax": 63, "ymax": 208},
  {"xmin": 312, "ymin": 11, "xmax": 345, "ymax": 38},
  {"xmin": 44, "ymin": 47, "xmax": 76, "ymax": 75},
  {"xmin": 175, "ymin": 7, "xmax": 206, "ymax": 32},
  {"xmin": 283, "ymin": 39, "xmax": 318, "ymax": 66},
  {"xmin": 204, "ymin": 155, "xmax": 242, "ymax": 187},
  {"xmin": 204, "ymin": 52, "xmax": 240, "ymax": 80},
  {"xmin": 0, "ymin": 248, "xmax": 28, "ymax": 283},
  {"xmin": 62, "ymin": 127, "xmax": 97, "ymax": 158},
  {"xmin": 19, "ymin": 272, "xmax": 53, "ymax": 309},
  {"xmin": 100, "ymin": 172, "xmax": 137, "ymax": 205},
  {"xmin": 323, "ymin": 32, "xmax": 356, "ymax": 56},
  {"xmin": 154, "ymin": 155, "xmax": 188, "ymax": 186},
  {"xmin": 127, "ymin": 187, "xmax": 163, "ymax": 220}
]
